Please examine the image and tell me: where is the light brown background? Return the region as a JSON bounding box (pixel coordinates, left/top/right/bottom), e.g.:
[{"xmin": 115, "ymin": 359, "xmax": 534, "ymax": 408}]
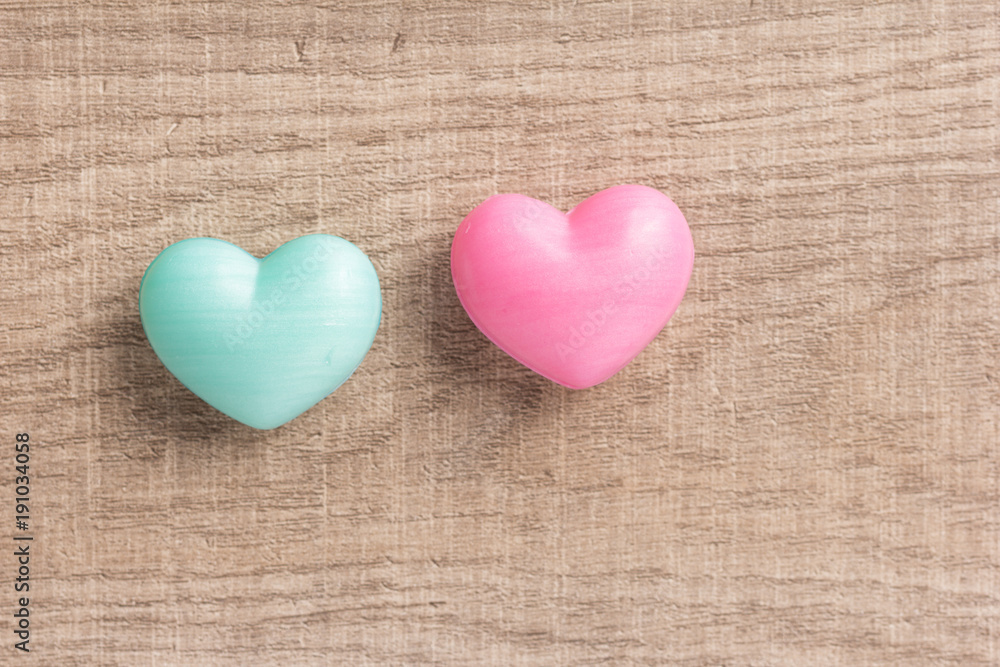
[{"xmin": 1, "ymin": 1, "xmax": 998, "ymax": 665}]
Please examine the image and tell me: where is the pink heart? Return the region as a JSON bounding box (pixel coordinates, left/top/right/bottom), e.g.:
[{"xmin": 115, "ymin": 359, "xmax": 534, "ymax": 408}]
[{"xmin": 451, "ymin": 185, "xmax": 694, "ymax": 389}]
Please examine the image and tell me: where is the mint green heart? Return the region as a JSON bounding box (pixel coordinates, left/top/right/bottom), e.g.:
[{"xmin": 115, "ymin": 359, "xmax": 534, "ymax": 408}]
[{"xmin": 139, "ymin": 235, "xmax": 381, "ymax": 429}]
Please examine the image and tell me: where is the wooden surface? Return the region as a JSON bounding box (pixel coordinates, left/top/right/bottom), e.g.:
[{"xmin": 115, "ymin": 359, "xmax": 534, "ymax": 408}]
[{"xmin": 1, "ymin": 1, "xmax": 998, "ymax": 664}]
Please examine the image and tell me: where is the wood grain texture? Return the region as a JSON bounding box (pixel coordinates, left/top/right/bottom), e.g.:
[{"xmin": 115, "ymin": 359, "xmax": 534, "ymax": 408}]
[{"xmin": 1, "ymin": 1, "xmax": 998, "ymax": 664}]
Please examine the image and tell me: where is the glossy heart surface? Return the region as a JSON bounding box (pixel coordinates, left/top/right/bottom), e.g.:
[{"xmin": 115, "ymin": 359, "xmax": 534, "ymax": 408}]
[
  {"xmin": 451, "ymin": 185, "xmax": 694, "ymax": 389},
  {"xmin": 139, "ymin": 235, "xmax": 381, "ymax": 429}
]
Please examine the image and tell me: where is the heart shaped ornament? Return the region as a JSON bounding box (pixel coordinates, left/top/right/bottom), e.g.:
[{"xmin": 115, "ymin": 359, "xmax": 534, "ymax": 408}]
[
  {"xmin": 451, "ymin": 185, "xmax": 694, "ymax": 389},
  {"xmin": 139, "ymin": 235, "xmax": 381, "ymax": 429}
]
